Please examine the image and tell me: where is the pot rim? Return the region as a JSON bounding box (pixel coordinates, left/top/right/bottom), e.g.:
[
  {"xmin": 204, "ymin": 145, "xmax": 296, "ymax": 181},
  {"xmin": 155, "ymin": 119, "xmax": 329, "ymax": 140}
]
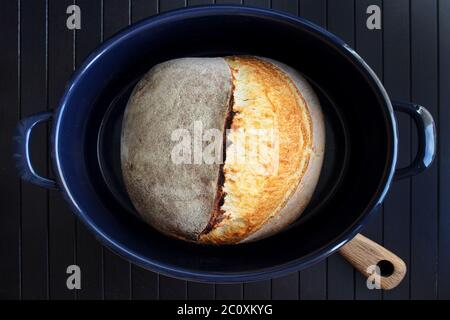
[{"xmin": 51, "ymin": 5, "xmax": 398, "ymax": 282}]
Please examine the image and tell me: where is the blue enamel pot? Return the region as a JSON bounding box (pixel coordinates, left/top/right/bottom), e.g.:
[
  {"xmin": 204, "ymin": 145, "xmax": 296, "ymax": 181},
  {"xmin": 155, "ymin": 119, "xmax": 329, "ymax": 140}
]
[{"xmin": 13, "ymin": 6, "xmax": 436, "ymax": 282}]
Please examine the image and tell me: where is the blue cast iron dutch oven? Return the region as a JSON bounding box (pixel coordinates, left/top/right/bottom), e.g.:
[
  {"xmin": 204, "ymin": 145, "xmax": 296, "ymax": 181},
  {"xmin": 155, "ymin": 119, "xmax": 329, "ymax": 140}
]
[{"xmin": 13, "ymin": 6, "xmax": 436, "ymax": 282}]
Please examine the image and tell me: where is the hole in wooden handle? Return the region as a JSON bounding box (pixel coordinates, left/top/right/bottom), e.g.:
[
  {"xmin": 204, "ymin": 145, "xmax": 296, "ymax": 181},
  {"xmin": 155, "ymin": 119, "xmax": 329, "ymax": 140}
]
[{"xmin": 377, "ymin": 259, "xmax": 395, "ymax": 277}]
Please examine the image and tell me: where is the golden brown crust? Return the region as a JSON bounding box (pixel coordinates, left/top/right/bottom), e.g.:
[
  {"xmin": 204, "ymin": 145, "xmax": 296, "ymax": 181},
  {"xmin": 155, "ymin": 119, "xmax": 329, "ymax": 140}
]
[
  {"xmin": 241, "ymin": 58, "xmax": 325, "ymax": 242},
  {"xmin": 199, "ymin": 56, "xmax": 321, "ymax": 244}
]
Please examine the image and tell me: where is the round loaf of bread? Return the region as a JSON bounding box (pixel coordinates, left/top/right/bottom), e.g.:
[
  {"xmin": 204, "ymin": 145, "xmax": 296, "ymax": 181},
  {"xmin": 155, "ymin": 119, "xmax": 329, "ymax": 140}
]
[{"xmin": 121, "ymin": 56, "xmax": 325, "ymax": 244}]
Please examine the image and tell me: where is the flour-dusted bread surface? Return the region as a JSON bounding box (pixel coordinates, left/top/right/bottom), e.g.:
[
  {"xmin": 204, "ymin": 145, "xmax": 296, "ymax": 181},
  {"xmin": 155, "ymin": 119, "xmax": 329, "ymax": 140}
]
[{"xmin": 121, "ymin": 58, "xmax": 233, "ymax": 241}]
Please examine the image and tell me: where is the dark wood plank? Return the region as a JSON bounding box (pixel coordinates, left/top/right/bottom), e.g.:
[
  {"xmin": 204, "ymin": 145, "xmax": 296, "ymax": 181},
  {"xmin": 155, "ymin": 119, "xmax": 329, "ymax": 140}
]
[
  {"xmin": 327, "ymin": 255, "xmax": 354, "ymax": 300},
  {"xmin": 104, "ymin": 0, "xmax": 131, "ymax": 39},
  {"xmin": 438, "ymin": 0, "xmax": 450, "ymax": 300},
  {"xmin": 102, "ymin": 0, "xmax": 132, "ymax": 300},
  {"xmin": 132, "ymin": 265, "xmax": 158, "ymax": 300},
  {"xmin": 271, "ymin": 275, "xmax": 299, "ymax": 300},
  {"xmin": 0, "ymin": 0, "xmax": 21, "ymax": 300},
  {"xmin": 299, "ymin": 0, "xmax": 326, "ymax": 26},
  {"xmin": 268, "ymin": 0, "xmax": 300, "ymax": 300},
  {"xmin": 271, "ymin": 0, "xmax": 298, "ymax": 15},
  {"xmin": 103, "ymin": 248, "xmax": 131, "ymax": 300},
  {"xmin": 410, "ymin": 0, "xmax": 439, "ymax": 300},
  {"xmin": 243, "ymin": 0, "xmax": 269, "ymax": 6},
  {"xmin": 382, "ymin": 0, "xmax": 411, "ymax": 300},
  {"xmin": 188, "ymin": 0, "xmax": 213, "ymax": 6},
  {"xmin": 48, "ymin": 0, "xmax": 77, "ymax": 300},
  {"xmin": 188, "ymin": 281, "xmax": 215, "ymax": 300},
  {"xmin": 160, "ymin": 0, "xmax": 186, "ymax": 12},
  {"xmin": 159, "ymin": 275, "xmax": 188, "ymax": 300},
  {"xmin": 131, "ymin": 0, "xmax": 158, "ymax": 23},
  {"xmin": 327, "ymin": 0, "xmax": 354, "ymax": 43},
  {"xmin": 298, "ymin": 0, "xmax": 328, "ymax": 300},
  {"xmin": 129, "ymin": 0, "xmax": 160, "ymax": 300},
  {"xmin": 74, "ymin": 0, "xmax": 104, "ymax": 300},
  {"xmin": 354, "ymin": 0, "xmax": 383, "ymax": 300},
  {"xmin": 299, "ymin": 263, "xmax": 327, "ymax": 300},
  {"xmin": 243, "ymin": 281, "xmax": 271, "ymax": 300},
  {"xmin": 326, "ymin": 0, "xmax": 355, "ymax": 300},
  {"xmin": 20, "ymin": 0, "xmax": 49, "ymax": 300},
  {"xmin": 215, "ymin": 0, "xmax": 242, "ymax": 4},
  {"xmin": 215, "ymin": 283, "xmax": 243, "ymax": 300},
  {"xmin": 155, "ymin": 0, "xmax": 188, "ymax": 301}
]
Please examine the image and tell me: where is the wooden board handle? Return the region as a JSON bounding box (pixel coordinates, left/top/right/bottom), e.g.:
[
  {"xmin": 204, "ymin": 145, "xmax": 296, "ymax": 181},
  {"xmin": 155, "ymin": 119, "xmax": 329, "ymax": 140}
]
[{"xmin": 338, "ymin": 234, "xmax": 407, "ymax": 290}]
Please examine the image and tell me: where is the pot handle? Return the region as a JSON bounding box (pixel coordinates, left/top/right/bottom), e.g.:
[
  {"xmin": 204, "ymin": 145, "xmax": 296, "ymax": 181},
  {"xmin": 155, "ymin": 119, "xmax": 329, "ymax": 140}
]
[
  {"xmin": 393, "ymin": 101, "xmax": 436, "ymax": 180},
  {"xmin": 13, "ymin": 111, "xmax": 58, "ymax": 189},
  {"xmin": 339, "ymin": 234, "xmax": 407, "ymax": 290}
]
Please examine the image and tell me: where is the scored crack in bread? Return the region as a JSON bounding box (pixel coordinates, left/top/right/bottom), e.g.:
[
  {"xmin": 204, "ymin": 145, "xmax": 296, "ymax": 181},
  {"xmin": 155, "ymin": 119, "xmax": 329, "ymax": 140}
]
[{"xmin": 121, "ymin": 56, "xmax": 325, "ymax": 244}]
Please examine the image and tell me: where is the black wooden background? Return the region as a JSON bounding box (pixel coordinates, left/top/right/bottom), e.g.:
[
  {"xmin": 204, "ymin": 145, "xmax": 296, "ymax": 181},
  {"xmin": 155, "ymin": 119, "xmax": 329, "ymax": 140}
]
[{"xmin": 0, "ymin": 0, "xmax": 449, "ymax": 300}]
